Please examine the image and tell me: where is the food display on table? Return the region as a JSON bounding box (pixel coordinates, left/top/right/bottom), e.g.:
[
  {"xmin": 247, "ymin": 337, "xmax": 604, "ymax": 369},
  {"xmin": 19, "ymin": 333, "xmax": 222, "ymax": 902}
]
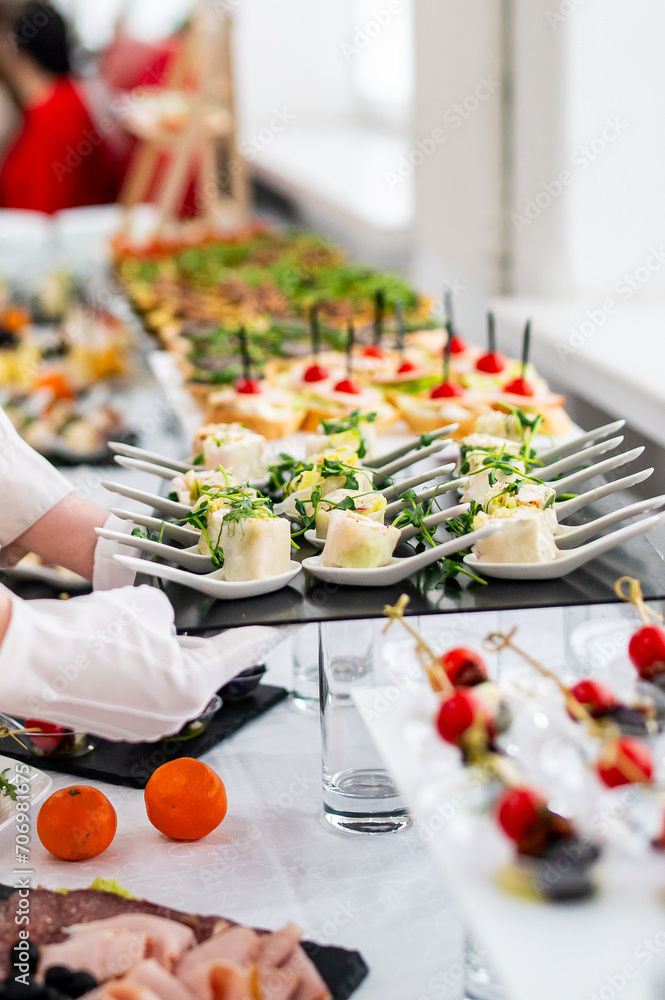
[
  {"xmin": 0, "ymin": 273, "xmax": 136, "ymax": 462},
  {"xmin": 0, "ymin": 882, "xmax": 366, "ymax": 1000},
  {"xmin": 102, "ymin": 390, "xmax": 662, "ymax": 594},
  {"xmin": 113, "ymin": 228, "xmax": 574, "ymax": 438},
  {"xmin": 377, "ymin": 596, "xmax": 665, "ymax": 900}
]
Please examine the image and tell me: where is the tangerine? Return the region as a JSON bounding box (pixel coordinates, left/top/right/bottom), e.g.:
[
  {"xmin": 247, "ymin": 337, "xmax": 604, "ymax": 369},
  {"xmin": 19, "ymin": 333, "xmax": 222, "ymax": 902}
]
[
  {"xmin": 144, "ymin": 758, "xmax": 227, "ymax": 841},
  {"xmin": 37, "ymin": 786, "xmax": 117, "ymax": 861}
]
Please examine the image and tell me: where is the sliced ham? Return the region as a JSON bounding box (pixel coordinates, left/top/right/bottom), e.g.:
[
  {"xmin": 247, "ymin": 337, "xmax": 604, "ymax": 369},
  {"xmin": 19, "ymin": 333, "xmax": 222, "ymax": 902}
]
[
  {"xmin": 85, "ymin": 984, "xmax": 163, "ymax": 1000},
  {"xmin": 39, "ymin": 914, "xmax": 196, "ymax": 981},
  {"xmin": 126, "ymin": 961, "xmax": 198, "ymax": 1000},
  {"xmin": 284, "ymin": 948, "xmax": 331, "ymax": 1000},
  {"xmin": 181, "ymin": 961, "xmax": 253, "ymax": 1000},
  {"xmin": 256, "ymin": 924, "xmax": 303, "ymax": 968},
  {"xmin": 39, "ymin": 928, "xmax": 148, "ymax": 982},
  {"xmin": 257, "ymin": 966, "xmax": 300, "ymax": 1000},
  {"xmin": 176, "ymin": 927, "xmax": 259, "ymax": 982}
]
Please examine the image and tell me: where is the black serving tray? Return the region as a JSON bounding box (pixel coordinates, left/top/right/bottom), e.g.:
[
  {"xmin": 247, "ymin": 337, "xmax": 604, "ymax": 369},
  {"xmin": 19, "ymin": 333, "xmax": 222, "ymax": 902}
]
[
  {"xmin": 161, "ymin": 390, "xmax": 665, "ymax": 631},
  {"xmin": 0, "ymin": 685, "xmax": 287, "ymax": 788},
  {"xmin": 0, "ymin": 885, "xmax": 368, "ymax": 1000},
  {"xmin": 158, "ymin": 522, "xmax": 665, "ymax": 632}
]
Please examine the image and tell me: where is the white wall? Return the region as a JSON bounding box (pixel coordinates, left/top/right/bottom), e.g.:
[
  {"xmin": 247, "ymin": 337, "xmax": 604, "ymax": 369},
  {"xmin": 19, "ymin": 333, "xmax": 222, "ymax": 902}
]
[
  {"xmin": 233, "ymin": 0, "xmax": 357, "ymax": 138},
  {"xmin": 410, "ymin": 1, "xmax": 505, "ymax": 328}
]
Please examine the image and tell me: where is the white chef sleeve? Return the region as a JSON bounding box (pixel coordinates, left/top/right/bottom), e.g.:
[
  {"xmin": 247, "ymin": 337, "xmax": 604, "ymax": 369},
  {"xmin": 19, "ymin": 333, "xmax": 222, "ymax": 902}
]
[
  {"xmin": 0, "ymin": 583, "xmax": 290, "ymax": 742},
  {"xmin": 0, "ymin": 405, "xmax": 74, "ymax": 561}
]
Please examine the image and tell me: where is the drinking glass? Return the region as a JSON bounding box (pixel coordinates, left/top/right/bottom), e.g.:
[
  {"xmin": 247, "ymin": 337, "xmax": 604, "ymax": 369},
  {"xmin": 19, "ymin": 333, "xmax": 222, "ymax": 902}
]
[
  {"xmin": 291, "ymin": 622, "xmax": 320, "ymax": 712},
  {"xmin": 320, "ymin": 619, "xmax": 412, "ymax": 835}
]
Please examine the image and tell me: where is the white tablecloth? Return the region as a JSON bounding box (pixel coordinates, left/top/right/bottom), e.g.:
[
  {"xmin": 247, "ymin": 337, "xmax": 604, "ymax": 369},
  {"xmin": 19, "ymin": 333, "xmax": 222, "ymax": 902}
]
[{"xmin": 0, "ymin": 638, "xmax": 464, "ymax": 1000}]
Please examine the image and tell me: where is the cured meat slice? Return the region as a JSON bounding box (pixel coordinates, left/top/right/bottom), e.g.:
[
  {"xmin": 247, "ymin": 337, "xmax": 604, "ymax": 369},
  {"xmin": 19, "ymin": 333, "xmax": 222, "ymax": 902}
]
[
  {"xmin": 177, "ymin": 927, "xmax": 259, "ymax": 981},
  {"xmin": 256, "ymin": 924, "xmax": 302, "ymax": 968},
  {"xmin": 38, "ymin": 915, "xmax": 195, "ymax": 980}
]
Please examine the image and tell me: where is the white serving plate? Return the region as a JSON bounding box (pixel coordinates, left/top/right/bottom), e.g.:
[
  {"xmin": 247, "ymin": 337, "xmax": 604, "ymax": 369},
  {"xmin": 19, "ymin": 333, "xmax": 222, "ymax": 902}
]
[
  {"xmin": 0, "ymin": 754, "xmax": 53, "ymax": 833},
  {"xmin": 355, "ymin": 683, "xmax": 665, "ymax": 1000}
]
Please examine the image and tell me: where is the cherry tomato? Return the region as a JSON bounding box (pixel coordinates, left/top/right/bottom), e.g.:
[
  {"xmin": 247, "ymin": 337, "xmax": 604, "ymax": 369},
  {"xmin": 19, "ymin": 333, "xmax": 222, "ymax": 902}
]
[
  {"xmin": 362, "ymin": 344, "xmax": 386, "ymax": 359},
  {"xmin": 628, "ymin": 625, "xmax": 665, "ymax": 680},
  {"xmin": 495, "ymin": 786, "xmax": 546, "ymax": 843},
  {"xmin": 439, "ymin": 647, "xmax": 487, "ymax": 688},
  {"xmin": 430, "ymin": 382, "xmax": 464, "ymax": 399},
  {"xmin": 596, "ymin": 736, "xmax": 653, "ymax": 788},
  {"xmin": 449, "ymin": 336, "xmax": 467, "ymax": 355},
  {"xmin": 302, "ymin": 364, "xmax": 330, "ymax": 383},
  {"xmin": 503, "ymin": 377, "xmax": 534, "ymax": 397},
  {"xmin": 397, "ymin": 360, "xmax": 418, "ymax": 374},
  {"xmin": 435, "ymin": 690, "xmax": 487, "ymax": 746},
  {"xmin": 24, "ymin": 719, "xmax": 68, "ymax": 753},
  {"xmin": 236, "ymin": 378, "xmax": 262, "ymax": 395},
  {"xmin": 476, "ymin": 351, "xmax": 506, "ymax": 374},
  {"xmin": 333, "ymin": 378, "xmax": 362, "ymax": 395},
  {"xmin": 569, "ymin": 679, "xmax": 617, "ymax": 717}
]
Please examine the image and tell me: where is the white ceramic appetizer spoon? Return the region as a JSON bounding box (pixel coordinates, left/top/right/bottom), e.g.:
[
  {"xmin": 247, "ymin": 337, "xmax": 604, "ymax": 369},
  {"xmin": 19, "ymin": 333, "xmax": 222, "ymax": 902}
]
[
  {"xmin": 535, "ymin": 419, "xmax": 625, "ymax": 464},
  {"xmin": 108, "ymin": 440, "xmax": 193, "ymax": 473},
  {"xmin": 97, "ymin": 527, "xmax": 213, "ymax": 573},
  {"xmin": 554, "ymin": 495, "xmax": 665, "ymax": 549},
  {"xmin": 304, "ymin": 503, "xmax": 472, "ymax": 550},
  {"xmin": 547, "ymin": 446, "xmax": 643, "ymax": 495},
  {"xmin": 367, "ymin": 424, "xmax": 458, "ymax": 470},
  {"xmin": 554, "ymin": 468, "xmax": 654, "ymax": 519},
  {"xmin": 462, "ymin": 512, "xmax": 665, "ymax": 580},
  {"xmin": 379, "ymin": 463, "xmax": 456, "ymax": 501},
  {"xmin": 113, "ymin": 454, "xmax": 269, "ymax": 491},
  {"xmin": 108, "ymin": 507, "xmax": 200, "ymax": 545},
  {"xmin": 112, "ymin": 554, "xmax": 302, "ymax": 599},
  {"xmin": 101, "ymin": 480, "xmax": 190, "ymax": 518},
  {"xmin": 383, "ymin": 477, "xmax": 468, "ymax": 518},
  {"xmin": 535, "ymin": 436, "xmax": 623, "ymax": 481},
  {"xmin": 301, "ymin": 523, "xmax": 500, "ymax": 587},
  {"xmin": 370, "ymin": 438, "xmax": 451, "ymax": 479}
]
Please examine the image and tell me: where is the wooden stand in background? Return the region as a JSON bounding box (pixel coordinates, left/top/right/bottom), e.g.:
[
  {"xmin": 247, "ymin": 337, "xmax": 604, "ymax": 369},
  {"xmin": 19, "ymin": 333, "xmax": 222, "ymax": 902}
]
[{"xmin": 119, "ymin": 1, "xmax": 250, "ymax": 233}]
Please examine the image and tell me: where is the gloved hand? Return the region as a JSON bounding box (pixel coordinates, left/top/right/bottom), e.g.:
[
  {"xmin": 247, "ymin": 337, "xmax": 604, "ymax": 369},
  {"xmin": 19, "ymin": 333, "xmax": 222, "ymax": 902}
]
[
  {"xmin": 92, "ymin": 512, "xmax": 141, "ymax": 590},
  {"xmin": 0, "ymin": 583, "xmax": 291, "ymax": 742},
  {"xmin": 0, "ymin": 406, "xmax": 74, "ymax": 566}
]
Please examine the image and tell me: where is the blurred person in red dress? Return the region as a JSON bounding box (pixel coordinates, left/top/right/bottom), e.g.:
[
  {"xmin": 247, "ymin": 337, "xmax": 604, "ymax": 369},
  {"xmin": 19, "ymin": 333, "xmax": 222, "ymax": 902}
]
[{"xmin": 0, "ymin": 1, "xmax": 125, "ymax": 213}]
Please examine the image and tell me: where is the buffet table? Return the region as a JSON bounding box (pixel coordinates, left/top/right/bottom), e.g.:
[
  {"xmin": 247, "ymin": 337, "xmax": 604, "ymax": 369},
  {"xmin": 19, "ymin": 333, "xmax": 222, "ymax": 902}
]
[{"xmin": 0, "ymin": 637, "xmax": 464, "ymax": 998}]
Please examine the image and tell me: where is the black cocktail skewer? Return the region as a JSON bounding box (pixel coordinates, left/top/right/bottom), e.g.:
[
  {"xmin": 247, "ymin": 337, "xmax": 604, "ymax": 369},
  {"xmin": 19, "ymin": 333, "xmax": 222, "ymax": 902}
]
[
  {"xmin": 488, "ymin": 311, "xmax": 496, "ymax": 353},
  {"xmin": 310, "ymin": 303, "xmax": 321, "ymax": 359},
  {"xmin": 521, "ymin": 319, "xmax": 531, "ymax": 380},
  {"xmin": 346, "ymin": 321, "xmax": 355, "ymax": 378},
  {"xmin": 443, "ymin": 318, "xmax": 453, "ymax": 384},
  {"xmin": 373, "ymin": 290, "xmax": 385, "ymax": 346},
  {"xmin": 395, "ymin": 301, "xmax": 405, "ymax": 356},
  {"xmin": 238, "ymin": 327, "xmax": 251, "ymax": 380}
]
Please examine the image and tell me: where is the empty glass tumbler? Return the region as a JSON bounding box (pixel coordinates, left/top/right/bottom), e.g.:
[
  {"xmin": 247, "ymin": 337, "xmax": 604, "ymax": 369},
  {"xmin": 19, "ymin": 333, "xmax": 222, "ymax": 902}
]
[{"xmin": 319, "ymin": 619, "xmax": 411, "ymax": 835}]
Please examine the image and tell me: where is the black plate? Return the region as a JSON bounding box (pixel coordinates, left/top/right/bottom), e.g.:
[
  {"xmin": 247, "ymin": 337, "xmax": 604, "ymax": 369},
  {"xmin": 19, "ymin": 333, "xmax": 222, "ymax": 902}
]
[
  {"xmin": 0, "ymin": 885, "xmax": 368, "ymax": 1000},
  {"xmin": 0, "ymin": 685, "xmax": 288, "ymax": 788}
]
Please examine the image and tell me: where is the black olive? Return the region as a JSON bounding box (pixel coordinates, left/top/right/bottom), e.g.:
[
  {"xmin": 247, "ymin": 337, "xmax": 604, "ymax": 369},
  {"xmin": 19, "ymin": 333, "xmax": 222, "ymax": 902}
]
[
  {"xmin": 44, "ymin": 968, "xmax": 97, "ymax": 999},
  {"xmin": 531, "ymin": 836, "xmax": 601, "ymax": 902},
  {"xmin": 25, "ymin": 945, "xmax": 39, "ymax": 978}
]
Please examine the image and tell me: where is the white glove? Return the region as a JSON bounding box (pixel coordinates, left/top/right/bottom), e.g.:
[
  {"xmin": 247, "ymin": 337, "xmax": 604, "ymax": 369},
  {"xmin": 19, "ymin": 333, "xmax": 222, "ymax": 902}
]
[
  {"xmin": 0, "ymin": 406, "xmax": 74, "ymax": 565},
  {"xmin": 0, "ymin": 583, "xmax": 290, "ymax": 742},
  {"xmin": 92, "ymin": 513, "xmax": 140, "ymax": 591}
]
